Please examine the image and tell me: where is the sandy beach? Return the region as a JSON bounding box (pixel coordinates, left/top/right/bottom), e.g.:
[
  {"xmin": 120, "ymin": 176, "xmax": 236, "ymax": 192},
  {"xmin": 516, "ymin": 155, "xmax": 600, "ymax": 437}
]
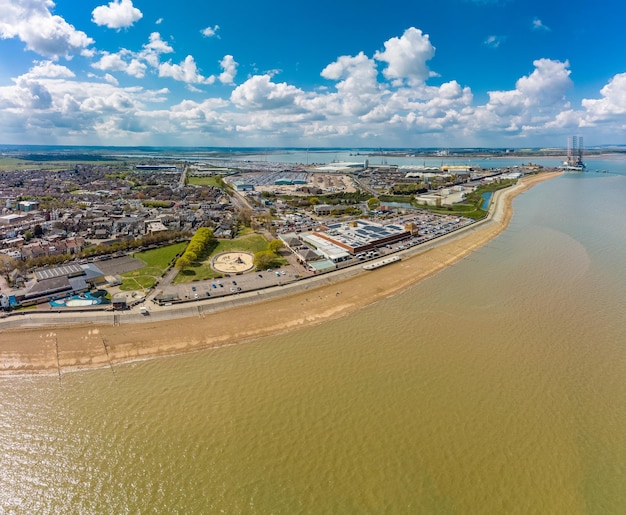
[{"xmin": 0, "ymin": 172, "xmax": 560, "ymax": 375}]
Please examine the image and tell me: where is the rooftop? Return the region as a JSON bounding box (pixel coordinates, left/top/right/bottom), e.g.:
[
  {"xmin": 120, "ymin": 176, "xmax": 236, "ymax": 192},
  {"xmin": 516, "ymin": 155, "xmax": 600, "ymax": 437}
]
[{"xmin": 319, "ymin": 220, "xmax": 408, "ymax": 250}]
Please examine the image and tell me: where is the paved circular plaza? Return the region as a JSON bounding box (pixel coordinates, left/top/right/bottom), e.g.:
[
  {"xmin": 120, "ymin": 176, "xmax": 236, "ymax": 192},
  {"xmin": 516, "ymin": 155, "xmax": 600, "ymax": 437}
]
[{"xmin": 211, "ymin": 252, "xmax": 255, "ymax": 274}]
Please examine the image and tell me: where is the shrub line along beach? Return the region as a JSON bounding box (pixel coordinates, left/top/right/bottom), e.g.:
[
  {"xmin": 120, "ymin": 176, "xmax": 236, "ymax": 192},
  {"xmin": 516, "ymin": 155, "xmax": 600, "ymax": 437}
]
[{"xmin": 0, "ymin": 172, "xmax": 560, "ymax": 376}]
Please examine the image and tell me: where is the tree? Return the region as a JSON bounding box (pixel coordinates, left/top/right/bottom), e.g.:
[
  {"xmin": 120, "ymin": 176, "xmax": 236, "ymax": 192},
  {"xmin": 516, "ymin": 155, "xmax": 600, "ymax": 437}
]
[
  {"xmin": 215, "ymin": 175, "xmax": 227, "ymax": 189},
  {"xmin": 177, "ymin": 227, "xmax": 215, "ymax": 265},
  {"xmin": 0, "ymin": 255, "xmax": 18, "ymax": 276},
  {"xmin": 255, "ymin": 213, "xmax": 272, "ymax": 231},
  {"xmin": 184, "ymin": 250, "xmax": 198, "ymax": 263},
  {"xmin": 268, "ymin": 239, "xmax": 284, "ymax": 253},
  {"xmin": 238, "ymin": 208, "xmax": 252, "ymax": 227},
  {"xmin": 33, "ymin": 224, "xmax": 44, "ymax": 237},
  {"xmin": 175, "ymin": 256, "xmax": 190, "ymax": 270},
  {"xmin": 253, "ymin": 250, "xmax": 280, "ymax": 270},
  {"xmin": 367, "ymin": 197, "xmax": 380, "ymax": 211}
]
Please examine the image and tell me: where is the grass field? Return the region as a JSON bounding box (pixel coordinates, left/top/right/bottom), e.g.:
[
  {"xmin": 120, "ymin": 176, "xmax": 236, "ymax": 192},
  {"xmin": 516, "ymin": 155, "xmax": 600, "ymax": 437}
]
[
  {"xmin": 214, "ymin": 234, "xmax": 268, "ymax": 253},
  {"xmin": 173, "ymin": 233, "xmax": 276, "ymax": 284},
  {"xmin": 188, "ymin": 176, "xmax": 222, "ymax": 187},
  {"xmin": 0, "ymin": 158, "xmax": 65, "ymax": 171},
  {"xmin": 0, "ymin": 157, "xmax": 120, "ymax": 171},
  {"xmin": 120, "ymin": 242, "xmax": 187, "ymax": 291}
]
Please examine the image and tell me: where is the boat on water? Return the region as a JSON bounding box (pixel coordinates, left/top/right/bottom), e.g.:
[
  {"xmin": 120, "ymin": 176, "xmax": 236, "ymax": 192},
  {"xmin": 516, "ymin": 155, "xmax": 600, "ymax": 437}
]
[{"xmin": 363, "ymin": 255, "xmax": 401, "ymax": 270}]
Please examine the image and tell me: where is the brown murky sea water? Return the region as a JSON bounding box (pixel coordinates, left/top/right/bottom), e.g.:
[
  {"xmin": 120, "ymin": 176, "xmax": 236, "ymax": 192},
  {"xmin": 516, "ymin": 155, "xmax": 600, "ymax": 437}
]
[{"xmin": 1, "ymin": 170, "xmax": 626, "ymax": 513}]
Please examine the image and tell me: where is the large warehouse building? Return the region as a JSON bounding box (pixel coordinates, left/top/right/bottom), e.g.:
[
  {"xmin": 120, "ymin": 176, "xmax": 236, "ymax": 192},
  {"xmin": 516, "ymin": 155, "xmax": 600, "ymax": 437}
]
[{"xmin": 308, "ymin": 220, "xmax": 411, "ymax": 256}]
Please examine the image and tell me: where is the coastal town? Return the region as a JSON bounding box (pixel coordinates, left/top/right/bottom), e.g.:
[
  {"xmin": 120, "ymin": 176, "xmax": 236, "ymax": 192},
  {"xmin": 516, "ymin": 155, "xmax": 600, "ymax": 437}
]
[{"xmin": 0, "ymin": 149, "xmax": 546, "ymax": 317}]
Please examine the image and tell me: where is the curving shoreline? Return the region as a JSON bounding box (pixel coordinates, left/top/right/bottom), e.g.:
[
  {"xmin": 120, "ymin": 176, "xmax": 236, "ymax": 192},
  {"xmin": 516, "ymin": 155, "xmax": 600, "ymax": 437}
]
[{"xmin": 0, "ymin": 172, "xmax": 561, "ymax": 376}]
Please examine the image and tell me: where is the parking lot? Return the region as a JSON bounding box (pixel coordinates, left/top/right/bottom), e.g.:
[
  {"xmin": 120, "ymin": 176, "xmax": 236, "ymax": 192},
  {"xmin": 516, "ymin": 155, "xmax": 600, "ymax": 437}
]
[{"xmin": 157, "ymin": 262, "xmax": 305, "ymax": 304}]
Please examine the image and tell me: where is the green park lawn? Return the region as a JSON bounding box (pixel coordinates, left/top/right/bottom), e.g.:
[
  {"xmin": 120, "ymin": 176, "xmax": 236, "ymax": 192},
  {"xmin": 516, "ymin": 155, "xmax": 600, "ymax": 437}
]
[
  {"xmin": 419, "ymin": 202, "xmax": 487, "ymax": 220},
  {"xmin": 119, "ymin": 241, "xmax": 187, "ymax": 291},
  {"xmin": 188, "ymin": 176, "xmax": 222, "ymax": 187},
  {"xmin": 215, "ymin": 234, "xmax": 268, "ymax": 253},
  {"xmin": 173, "ymin": 233, "xmax": 280, "ymax": 284}
]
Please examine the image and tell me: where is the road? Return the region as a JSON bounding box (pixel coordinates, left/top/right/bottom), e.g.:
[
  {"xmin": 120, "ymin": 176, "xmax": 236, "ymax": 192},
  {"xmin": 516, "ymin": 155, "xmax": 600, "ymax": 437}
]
[
  {"xmin": 178, "ymin": 165, "xmax": 188, "ymax": 188},
  {"xmin": 229, "ymin": 187, "xmax": 254, "ymax": 212}
]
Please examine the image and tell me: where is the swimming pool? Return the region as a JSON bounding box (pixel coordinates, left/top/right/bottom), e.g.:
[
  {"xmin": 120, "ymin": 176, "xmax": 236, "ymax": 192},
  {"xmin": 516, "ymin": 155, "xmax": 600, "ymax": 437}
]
[{"xmin": 50, "ymin": 292, "xmax": 103, "ymax": 307}]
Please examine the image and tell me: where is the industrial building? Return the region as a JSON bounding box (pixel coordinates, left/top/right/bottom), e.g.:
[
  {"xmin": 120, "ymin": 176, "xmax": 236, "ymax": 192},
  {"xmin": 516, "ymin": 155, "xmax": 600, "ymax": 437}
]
[
  {"xmin": 307, "ymin": 220, "xmax": 411, "ymax": 257},
  {"xmin": 313, "ymin": 204, "xmax": 355, "ymax": 216},
  {"xmin": 19, "ymin": 263, "xmax": 105, "ymax": 305},
  {"xmin": 416, "ymin": 185, "xmax": 471, "ymax": 207},
  {"xmin": 17, "ymin": 201, "xmax": 39, "ymax": 212},
  {"xmin": 232, "ymin": 181, "xmax": 255, "ymax": 191},
  {"xmin": 0, "ymin": 214, "xmax": 25, "ymax": 226},
  {"xmin": 279, "ymin": 219, "xmax": 412, "ymax": 269}
]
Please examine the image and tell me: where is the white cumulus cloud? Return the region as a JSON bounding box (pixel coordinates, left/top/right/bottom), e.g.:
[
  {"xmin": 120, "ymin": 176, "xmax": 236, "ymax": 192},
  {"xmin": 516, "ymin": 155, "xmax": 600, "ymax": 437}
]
[
  {"xmin": 201, "ymin": 25, "xmax": 220, "ymax": 37},
  {"xmin": 92, "ymin": 0, "xmax": 143, "ymax": 30},
  {"xmin": 140, "ymin": 32, "xmax": 174, "ymax": 67},
  {"xmin": 26, "ymin": 60, "xmax": 75, "ymax": 78},
  {"xmin": 6, "ymin": 20, "xmax": 626, "ymax": 147},
  {"xmin": 0, "ymin": 68, "xmax": 172, "ymax": 144},
  {"xmin": 14, "ymin": 79, "xmax": 53, "ymax": 109},
  {"xmin": 374, "ymin": 27, "xmax": 436, "ymax": 85},
  {"xmin": 218, "ymin": 55, "xmax": 238, "ymax": 84},
  {"xmin": 104, "ymin": 73, "xmax": 119, "ymax": 85},
  {"xmin": 93, "ymin": 52, "xmax": 129, "ymax": 72},
  {"xmin": 92, "ymin": 51, "xmax": 147, "ymax": 78},
  {"xmin": 0, "ymin": 0, "xmax": 93, "ymax": 59},
  {"xmin": 582, "ymin": 73, "xmax": 626, "ymax": 124},
  {"xmin": 470, "ymin": 58, "xmax": 573, "ymax": 136},
  {"xmin": 321, "ymin": 52, "xmax": 381, "ymax": 116},
  {"xmin": 231, "ymin": 75, "xmax": 303, "ymax": 110},
  {"xmin": 515, "ymin": 58, "xmax": 572, "ymax": 106},
  {"xmin": 159, "ymin": 55, "xmax": 214, "ymax": 84}
]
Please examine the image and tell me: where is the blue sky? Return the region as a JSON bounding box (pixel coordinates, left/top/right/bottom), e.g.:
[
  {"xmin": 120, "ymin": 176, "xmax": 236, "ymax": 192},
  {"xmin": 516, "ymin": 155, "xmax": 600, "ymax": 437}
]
[{"xmin": 1, "ymin": 0, "xmax": 625, "ymax": 148}]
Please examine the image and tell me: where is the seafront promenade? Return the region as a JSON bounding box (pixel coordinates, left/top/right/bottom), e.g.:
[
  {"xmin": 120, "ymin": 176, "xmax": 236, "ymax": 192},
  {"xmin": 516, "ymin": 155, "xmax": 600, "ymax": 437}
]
[
  {"xmin": 0, "ymin": 187, "xmax": 501, "ymax": 330},
  {"xmin": 0, "ymin": 172, "xmax": 560, "ymax": 375}
]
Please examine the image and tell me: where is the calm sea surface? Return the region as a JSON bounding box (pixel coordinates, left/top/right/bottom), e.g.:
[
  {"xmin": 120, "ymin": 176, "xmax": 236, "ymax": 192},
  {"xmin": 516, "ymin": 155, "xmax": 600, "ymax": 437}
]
[{"xmin": 2, "ymin": 158, "xmax": 626, "ymax": 513}]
